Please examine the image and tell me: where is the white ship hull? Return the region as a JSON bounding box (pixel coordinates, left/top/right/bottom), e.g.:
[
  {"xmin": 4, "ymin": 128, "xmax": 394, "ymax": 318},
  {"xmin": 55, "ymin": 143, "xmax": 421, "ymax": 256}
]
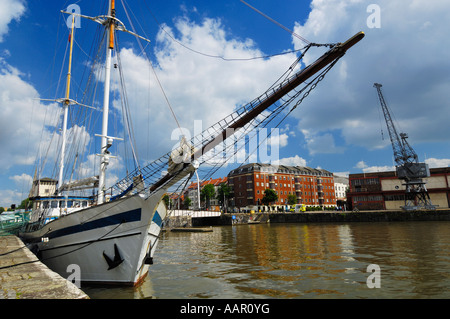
[{"xmin": 20, "ymin": 190, "xmax": 167, "ymax": 285}]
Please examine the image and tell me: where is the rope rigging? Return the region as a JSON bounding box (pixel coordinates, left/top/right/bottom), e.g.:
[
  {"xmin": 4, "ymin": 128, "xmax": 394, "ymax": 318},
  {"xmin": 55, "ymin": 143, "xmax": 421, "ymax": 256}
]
[
  {"xmin": 120, "ymin": 0, "xmax": 183, "ymax": 137},
  {"xmin": 141, "ymin": 0, "xmax": 328, "ymax": 62},
  {"xmin": 34, "ymin": 2, "xmax": 362, "ymax": 207},
  {"xmin": 239, "ymin": 0, "xmax": 311, "ymax": 45},
  {"xmin": 108, "ymin": 34, "xmax": 350, "ymax": 200}
]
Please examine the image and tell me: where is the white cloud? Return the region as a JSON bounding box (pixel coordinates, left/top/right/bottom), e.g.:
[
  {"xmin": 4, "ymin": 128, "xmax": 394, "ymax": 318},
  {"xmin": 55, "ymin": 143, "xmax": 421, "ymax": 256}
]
[
  {"xmin": 333, "ymin": 172, "xmax": 349, "ymax": 178},
  {"xmin": 112, "ymin": 16, "xmax": 298, "ymax": 162},
  {"xmin": 354, "ymin": 157, "xmax": 449, "ymax": 174},
  {"xmin": 355, "ymin": 160, "xmax": 368, "ymax": 170},
  {"xmin": 425, "ymin": 158, "xmax": 450, "ymax": 168},
  {"xmin": 354, "ymin": 160, "xmax": 394, "ymax": 173},
  {"xmin": 301, "ymin": 129, "xmax": 344, "ymax": 155},
  {"xmin": 290, "ymin": 0, "xmax": 450, "ymax": 154},
  {"xmin": 0, "ymin": 0, "xmax": 25, "ymax": 42},
  {"xmin": 274, "ymin": 155, "xmax": 307, "ymax": 167},
  {"xmin": 0, "ymin": 189, "xmax": 23, "ymax": 208},
  {"xmin": 9, "ymin": 173, "xmax": 32, "ymax": 188},
  {"xmin": 0, "ymin": 58, "xmax": 60, "ymax": 171},
  {"xmin": 268, "ymin": 131, "xmax": 288, "ymax": 148},
  {"xmin": 363, "ymin": 165, "xmax": 395, "ymax": 173}
]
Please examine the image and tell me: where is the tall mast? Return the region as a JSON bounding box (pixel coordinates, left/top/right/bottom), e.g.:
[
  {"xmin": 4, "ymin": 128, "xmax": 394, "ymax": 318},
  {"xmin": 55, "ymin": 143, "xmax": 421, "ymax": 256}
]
[
  {"xmin": 98, "ymin": 0, "xmax": 115, "ymax": 204},
  {"xmin": 58, "ymin": 15, "xmax": 76, "ymax": 195}
]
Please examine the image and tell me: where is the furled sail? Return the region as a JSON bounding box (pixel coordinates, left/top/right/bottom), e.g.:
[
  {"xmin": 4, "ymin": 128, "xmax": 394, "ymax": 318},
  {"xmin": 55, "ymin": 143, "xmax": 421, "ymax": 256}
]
[{"xmin": 59, "ymin": 176, "xmax": 99, "ymax": 192}]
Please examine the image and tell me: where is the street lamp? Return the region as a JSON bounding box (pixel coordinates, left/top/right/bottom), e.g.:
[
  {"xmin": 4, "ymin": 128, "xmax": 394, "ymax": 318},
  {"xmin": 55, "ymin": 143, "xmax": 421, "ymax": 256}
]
[{"xmin": 193, "ymin": 160, "xmax": 201, "ymax": 210}]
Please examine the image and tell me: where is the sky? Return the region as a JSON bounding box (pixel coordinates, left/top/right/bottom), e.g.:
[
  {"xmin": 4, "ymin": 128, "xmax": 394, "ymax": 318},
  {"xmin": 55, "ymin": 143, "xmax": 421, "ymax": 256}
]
[{"xmin": 0, "ymin": 0, "xmax": 449, "ymax": 208}]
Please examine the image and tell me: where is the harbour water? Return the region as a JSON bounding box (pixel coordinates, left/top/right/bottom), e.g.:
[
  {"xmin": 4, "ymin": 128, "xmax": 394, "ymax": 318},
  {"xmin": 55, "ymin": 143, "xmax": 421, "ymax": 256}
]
[{"xmin": 84, "ymin": 221, "xmax": 450, "ymax": 299}]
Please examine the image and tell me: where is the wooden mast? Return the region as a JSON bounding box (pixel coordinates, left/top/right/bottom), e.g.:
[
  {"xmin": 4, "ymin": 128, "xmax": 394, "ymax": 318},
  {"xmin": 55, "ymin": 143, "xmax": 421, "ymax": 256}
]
[
  {"xmin": 98, "ymin": 0, "xmax": 115, "ymax": 204},
  {"xmin": 58, "ymin": 15, "xmax": 76, "ymax": 195}
]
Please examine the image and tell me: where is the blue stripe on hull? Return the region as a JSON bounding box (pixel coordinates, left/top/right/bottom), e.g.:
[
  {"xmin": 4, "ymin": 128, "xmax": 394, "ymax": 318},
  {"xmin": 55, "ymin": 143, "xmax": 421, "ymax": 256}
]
[
  {"xmin": 47, "ymin": 208, "xmax": 142, "ymax": 239},
  {"xmin": 152, "ymin": 210, "xmax": 163, "ymax": 227}
]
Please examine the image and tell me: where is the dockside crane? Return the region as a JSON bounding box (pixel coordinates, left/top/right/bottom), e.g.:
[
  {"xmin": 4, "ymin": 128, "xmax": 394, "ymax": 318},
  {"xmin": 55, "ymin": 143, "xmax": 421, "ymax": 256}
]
[{"xmin": 373, "ymin": 83, "xmax": 436, "ymax": 210}]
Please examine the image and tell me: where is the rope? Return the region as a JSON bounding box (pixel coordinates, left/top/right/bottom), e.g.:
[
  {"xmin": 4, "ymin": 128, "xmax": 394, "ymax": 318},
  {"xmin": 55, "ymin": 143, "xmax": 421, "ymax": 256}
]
[
  {"xmin": 240, "ymin": 0, "xmax": 311, "ymax": 45},
  {"xmin": 142, "ymin": 0, "xmax": 306, "ymax": 62},
  {"xmin": 121, "ymin": 0, "xmax": 183, "ymax": 136}
]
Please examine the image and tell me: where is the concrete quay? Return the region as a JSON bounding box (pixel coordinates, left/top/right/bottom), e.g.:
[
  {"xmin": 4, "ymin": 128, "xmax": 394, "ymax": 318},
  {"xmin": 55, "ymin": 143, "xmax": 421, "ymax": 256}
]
[
  {"xmin": 266, "ymin": 208, "xmax": 450, "ymax": 224},
  {"xmin": 0, "ymin": 235, "xmax": 89, "ymax": 299},
  {"xmin": 185, "ymin": 208, "xmax": 450, "ymax": 226}
]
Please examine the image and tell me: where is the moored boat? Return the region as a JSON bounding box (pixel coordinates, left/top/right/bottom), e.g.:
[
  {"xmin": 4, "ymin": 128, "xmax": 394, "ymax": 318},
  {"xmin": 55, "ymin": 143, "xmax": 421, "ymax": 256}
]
[{"xmin": 20, "ymin": 1, "xmax": 364, "ymax": 285}]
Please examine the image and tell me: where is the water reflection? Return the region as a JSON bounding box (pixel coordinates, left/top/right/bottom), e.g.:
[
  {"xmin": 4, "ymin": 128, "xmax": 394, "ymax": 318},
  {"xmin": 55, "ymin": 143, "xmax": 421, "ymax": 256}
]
[{"xmin": 84, "ymin": 221, "xmax": 450, "ymax": 299}]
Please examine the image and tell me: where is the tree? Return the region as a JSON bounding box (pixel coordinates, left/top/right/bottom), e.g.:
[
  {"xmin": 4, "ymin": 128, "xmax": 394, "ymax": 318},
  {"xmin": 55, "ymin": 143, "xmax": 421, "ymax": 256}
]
[
  {"xmin": 216, "ymin": 183, "xmax": 232, "ymax": 207},
  {"xmin": 162, "ymin": 194, "xmax": 170, "ymax": 209},
  {"xmin": 18, "ymin": 198, "xmax": 32, "ymax": 210},
  {"xmin": 287, "ymin": 194, "xmax": 297, "ymax": 205},
  {"xmin": 183, "ymin": 196, "xmax": 192, "ymax": 209},
  {"xmin": 201, "ymin": 184, "xmax": 216, "ymax": 209},
  {"xmin": 262, "ymin": 189, "xmax": 278, "ymax": 205}
]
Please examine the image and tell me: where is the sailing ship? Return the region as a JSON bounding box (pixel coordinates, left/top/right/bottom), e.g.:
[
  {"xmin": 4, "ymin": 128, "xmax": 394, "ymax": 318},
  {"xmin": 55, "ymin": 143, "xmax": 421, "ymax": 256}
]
[{"xmin": 20, "ymin": 1, "xmax": 364, "ymax": 285}]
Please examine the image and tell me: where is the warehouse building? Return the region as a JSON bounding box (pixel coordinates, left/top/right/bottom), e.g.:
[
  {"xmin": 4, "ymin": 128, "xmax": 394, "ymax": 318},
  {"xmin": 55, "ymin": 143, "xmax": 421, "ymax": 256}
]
[{"xmin": 347, "ymin": 167, "xmax": 450, "ymax": 210}]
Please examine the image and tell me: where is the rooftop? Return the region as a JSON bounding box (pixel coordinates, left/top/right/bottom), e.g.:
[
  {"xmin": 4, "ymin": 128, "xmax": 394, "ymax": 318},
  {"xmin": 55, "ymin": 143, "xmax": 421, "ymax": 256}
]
[{"xmin": 228, "ymin": 163, "xmax": 333, "ymax": 177}]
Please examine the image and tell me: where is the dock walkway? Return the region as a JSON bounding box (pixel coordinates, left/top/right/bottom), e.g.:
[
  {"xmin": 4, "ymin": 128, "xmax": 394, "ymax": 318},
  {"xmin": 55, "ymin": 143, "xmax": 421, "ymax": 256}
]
[{"xmin": 0, "ymin": 235, "xmax": 88, "ymax": 299}]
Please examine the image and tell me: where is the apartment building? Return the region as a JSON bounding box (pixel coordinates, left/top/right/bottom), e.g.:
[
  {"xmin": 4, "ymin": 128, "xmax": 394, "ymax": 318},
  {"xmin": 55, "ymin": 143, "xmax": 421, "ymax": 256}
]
[{"xmin": 228, "ymin": 163, "xmax": 336, "ymax": 209}]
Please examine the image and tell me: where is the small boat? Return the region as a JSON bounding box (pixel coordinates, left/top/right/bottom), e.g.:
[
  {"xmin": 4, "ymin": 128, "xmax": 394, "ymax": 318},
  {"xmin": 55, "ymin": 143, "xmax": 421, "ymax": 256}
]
[{"xmin": 20, "ymin": 1, "xmax": 364, "ymax": 285}]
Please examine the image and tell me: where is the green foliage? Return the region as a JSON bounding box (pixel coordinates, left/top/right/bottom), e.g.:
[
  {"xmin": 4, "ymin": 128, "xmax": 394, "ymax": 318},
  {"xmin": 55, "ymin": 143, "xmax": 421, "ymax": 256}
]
[
  {"xmin": 216, "ymin": 183, "xmax": 232, "ymax": 206},
  {"xmin": 162, "ymin": 194, "xmax": 170, "ymax": 208},
  {"xmin": 287, "ymin": 194, "xmax": 297, "ymax": 205},
  {"xmin": 183, "ymin": 196, "xmax": 192, "ymax": 209},
  {"xmin": 261, "ymin": 189, "xmax": 278, "ymax": 205},
  {"xmin": 18, "ymin": 198, "xmax": 32, "ymax": 210},
  {"xmin": 201, "ymin": 184, "xmax": 216, "ymax": 208}
]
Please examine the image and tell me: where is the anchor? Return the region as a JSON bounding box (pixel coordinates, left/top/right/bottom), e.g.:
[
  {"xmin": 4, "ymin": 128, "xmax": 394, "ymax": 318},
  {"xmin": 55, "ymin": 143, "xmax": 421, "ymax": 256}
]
[{"xmin": 103, "ymin": 244, "xmax": 124, "ymax": 270}]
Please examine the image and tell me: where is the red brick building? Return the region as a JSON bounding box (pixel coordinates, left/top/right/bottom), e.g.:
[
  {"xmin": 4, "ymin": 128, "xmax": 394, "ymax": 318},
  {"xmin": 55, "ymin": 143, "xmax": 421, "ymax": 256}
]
[
  {"xmin": 347, "ymin": 167, "xmax": 450, "ymax": 210},
  {"xmin": 228, "ymin": 163, "xmax": 336, "ymax": 209}
]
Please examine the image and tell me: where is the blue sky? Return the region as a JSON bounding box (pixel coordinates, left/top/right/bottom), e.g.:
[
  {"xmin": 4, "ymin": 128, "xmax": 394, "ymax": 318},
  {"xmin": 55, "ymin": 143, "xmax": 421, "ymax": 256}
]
[{"xmin": 1, "ymin": 0, "xmax": 449, "ymax": 208}]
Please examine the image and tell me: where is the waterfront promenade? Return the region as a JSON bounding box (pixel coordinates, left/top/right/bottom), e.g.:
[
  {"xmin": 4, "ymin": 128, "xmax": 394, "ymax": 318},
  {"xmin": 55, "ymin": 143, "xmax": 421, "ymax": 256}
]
[
  {"xmin": 189, "ymin": 208, "xmax": 450, "ymax": 226},
  {"xmin": 0, "ymin": 235, "xmax": 88, "ymax": 299}
]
